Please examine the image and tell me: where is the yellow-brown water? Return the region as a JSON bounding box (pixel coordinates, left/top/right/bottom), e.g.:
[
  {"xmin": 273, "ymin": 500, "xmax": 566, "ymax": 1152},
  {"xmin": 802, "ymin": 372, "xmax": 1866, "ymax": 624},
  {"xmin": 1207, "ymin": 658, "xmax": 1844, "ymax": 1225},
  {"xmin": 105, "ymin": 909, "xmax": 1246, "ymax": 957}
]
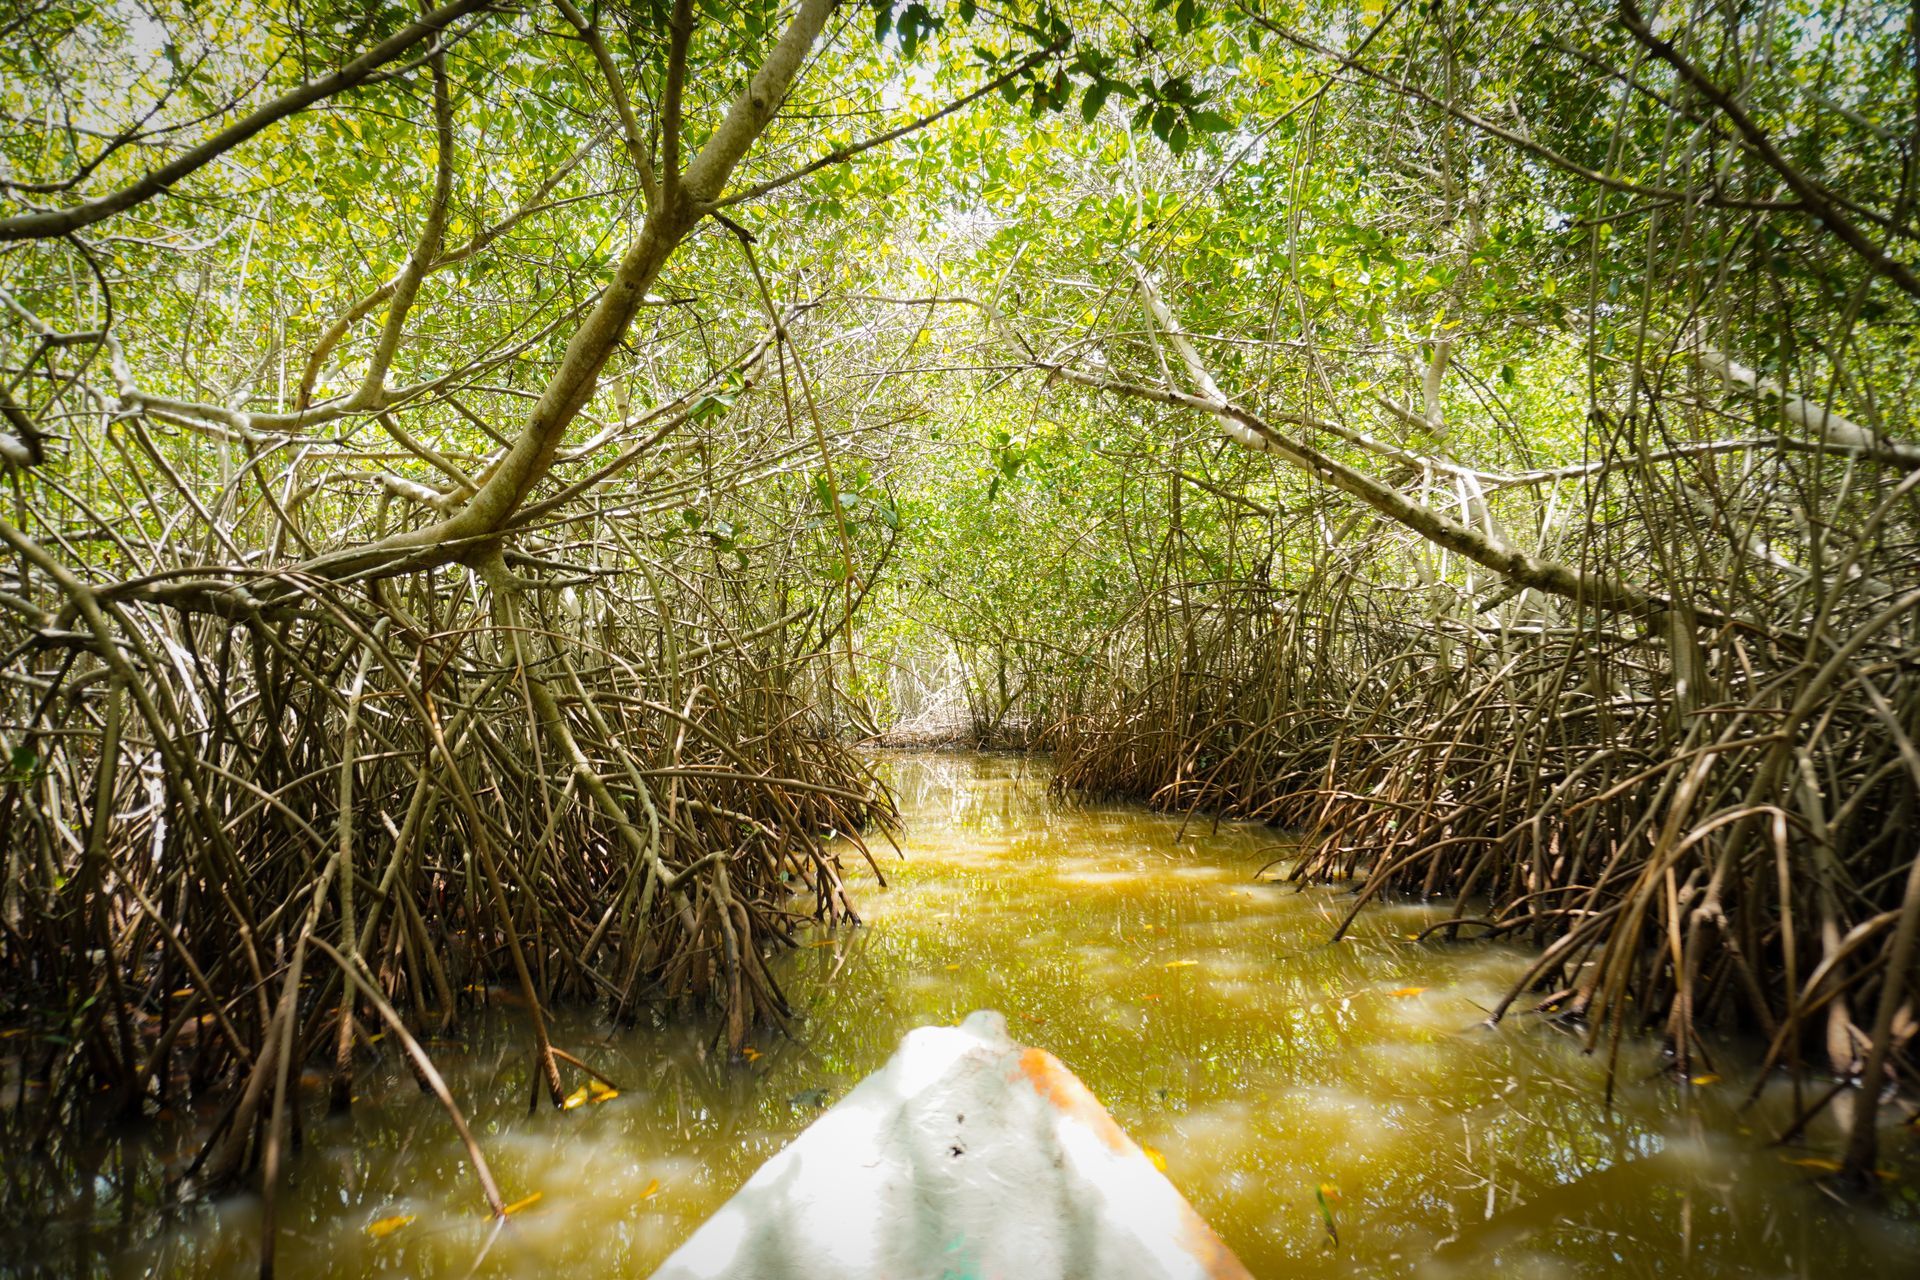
[{"xmin": 7, "ymin": 752, "xmax": 1918, "ymax": 1277}]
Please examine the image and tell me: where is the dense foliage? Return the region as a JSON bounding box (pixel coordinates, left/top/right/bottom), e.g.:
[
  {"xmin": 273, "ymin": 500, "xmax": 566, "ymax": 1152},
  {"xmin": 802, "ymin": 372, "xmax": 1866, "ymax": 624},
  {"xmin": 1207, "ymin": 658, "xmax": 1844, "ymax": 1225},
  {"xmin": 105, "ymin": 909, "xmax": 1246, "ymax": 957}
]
[{"xmin": 4, "ymin": 0, "xmax": 1919, "ymax": 1222}]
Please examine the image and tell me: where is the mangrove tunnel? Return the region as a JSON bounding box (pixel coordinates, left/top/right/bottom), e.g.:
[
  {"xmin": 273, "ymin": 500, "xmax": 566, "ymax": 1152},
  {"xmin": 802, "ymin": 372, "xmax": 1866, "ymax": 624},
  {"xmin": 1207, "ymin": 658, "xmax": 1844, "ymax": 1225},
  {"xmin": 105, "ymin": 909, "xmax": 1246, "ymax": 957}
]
[{"xmin": 2, "ymin": 0, "xmax": 1919, "ymax": 1274}]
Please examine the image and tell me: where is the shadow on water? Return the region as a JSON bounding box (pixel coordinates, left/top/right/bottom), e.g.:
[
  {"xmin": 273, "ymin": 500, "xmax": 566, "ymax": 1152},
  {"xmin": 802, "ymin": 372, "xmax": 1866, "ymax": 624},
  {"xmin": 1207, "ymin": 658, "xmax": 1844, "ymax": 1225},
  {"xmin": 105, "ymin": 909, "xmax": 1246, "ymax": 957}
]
[{"xmin": 2, "ymin": 751, "xmax": 1917, "ymax": 1277}]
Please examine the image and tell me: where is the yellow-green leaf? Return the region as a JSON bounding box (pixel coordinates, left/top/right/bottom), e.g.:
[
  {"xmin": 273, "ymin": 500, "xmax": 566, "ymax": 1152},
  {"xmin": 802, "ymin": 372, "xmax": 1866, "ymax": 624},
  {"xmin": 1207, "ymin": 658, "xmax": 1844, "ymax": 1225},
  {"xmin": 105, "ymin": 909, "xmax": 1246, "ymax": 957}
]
[
  {"xmin": 502, "ymin": 1191, "xmax": 544, "ymax": 1216},
  {"xmin": 366, "ymin": 1214, "xmax": 414, "ymax": 1239}
]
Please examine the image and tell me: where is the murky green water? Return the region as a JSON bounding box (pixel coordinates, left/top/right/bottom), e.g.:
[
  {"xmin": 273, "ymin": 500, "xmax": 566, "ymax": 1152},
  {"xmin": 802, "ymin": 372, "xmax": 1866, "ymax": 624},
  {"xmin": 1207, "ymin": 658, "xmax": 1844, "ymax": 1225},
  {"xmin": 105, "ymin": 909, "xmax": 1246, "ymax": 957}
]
[{"xmin": 5, "ymin": 752, "xmax": 1918, "ymax": 1277}]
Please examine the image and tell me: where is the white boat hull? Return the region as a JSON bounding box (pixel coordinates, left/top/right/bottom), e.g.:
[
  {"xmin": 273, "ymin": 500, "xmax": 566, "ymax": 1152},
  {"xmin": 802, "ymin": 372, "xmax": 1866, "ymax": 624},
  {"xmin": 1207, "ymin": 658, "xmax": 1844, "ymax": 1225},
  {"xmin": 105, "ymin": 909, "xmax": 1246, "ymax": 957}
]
[{"xmin": 650, "ymin": 1010, "xmax": 1252, "ymax": 1280}]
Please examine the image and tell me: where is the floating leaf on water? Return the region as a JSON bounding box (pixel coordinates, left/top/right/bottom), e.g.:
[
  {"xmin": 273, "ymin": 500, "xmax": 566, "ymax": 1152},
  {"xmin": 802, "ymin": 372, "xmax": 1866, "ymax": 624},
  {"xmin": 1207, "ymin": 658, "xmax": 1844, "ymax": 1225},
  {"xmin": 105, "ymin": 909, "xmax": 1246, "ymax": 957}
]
[
  {"xmin": 1141, "ymin": 1144, "xmax": 1168, "ymax": 1172},
  {"xmin": 366, "ymin": 1214, "xmax": 414, "ymax": 1239},
  {"xmin": 1141, "ymin": 994, "xmax": 1162, "ymax": 1002},
  {"xmin": 1315, "ymin": 1181, "xmax": 1341, "ymax": 1248},
  {"xmin": 1689, "ymin": 1073, "xmax": 1721, "ymax": 1086},
  {"xmin": 563, "ymin": 1085, "xmax": 591, "ymax": 1111},
  {"xmin": 944, "ymin": 963, "xmax": 962, "ymax": 971},
  {"xmin": 1018, "ymin": 1012, "xmax": 1045, "ymax": 1024},
  {"xmin": 1389, "ymin": 986, "xmax": 1427, "ymax": 997},
  {"xmin": 640, "ymin": 1178, "xmax": 661, "ymax": 1200},
  {"xmin": 502, "ymin": 1191, "xmax": 543, "ymax": 1216},
  {"xmin": 1782, "ymin": 1156, "xmax": 1843, "ymax": 1173},
  {"xmin": 1164, "ymin": 959, "xmax": 1199, "ymax": 969},
  {"xmin": 742, "ymin": 1047, "xmax": 762, "ymax": 1063}
]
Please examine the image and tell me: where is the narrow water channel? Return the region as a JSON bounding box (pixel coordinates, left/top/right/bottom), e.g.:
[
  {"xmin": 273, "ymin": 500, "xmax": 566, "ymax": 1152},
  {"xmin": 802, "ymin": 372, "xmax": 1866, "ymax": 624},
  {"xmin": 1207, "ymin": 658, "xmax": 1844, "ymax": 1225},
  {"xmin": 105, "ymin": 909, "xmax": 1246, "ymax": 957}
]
[{"xmin": 10, "ymin": 752, "xmax": 1919, "ymax": 1277}]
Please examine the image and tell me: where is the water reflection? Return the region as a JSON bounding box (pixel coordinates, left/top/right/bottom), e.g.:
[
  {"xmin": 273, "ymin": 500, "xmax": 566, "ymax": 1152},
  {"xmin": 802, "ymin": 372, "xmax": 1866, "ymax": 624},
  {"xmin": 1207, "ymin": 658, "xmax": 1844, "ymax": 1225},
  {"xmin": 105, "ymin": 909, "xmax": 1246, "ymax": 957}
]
[{"xmin": 2, "ymin": 751, "xmax": 1916, "ymax": 1277}]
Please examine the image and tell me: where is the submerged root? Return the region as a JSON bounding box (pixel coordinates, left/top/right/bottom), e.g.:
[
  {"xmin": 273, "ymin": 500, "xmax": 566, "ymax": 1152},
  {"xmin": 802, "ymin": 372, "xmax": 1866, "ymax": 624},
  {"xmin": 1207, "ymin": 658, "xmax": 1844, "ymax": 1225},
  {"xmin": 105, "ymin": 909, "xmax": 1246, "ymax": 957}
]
[
  {"xmin": 0, "ymin": 541, "xmax": 891, "ymax": 1201},
  {"xmin": 1047, "ymin": 493, "xmax": 1920, "ymax": 1184}
]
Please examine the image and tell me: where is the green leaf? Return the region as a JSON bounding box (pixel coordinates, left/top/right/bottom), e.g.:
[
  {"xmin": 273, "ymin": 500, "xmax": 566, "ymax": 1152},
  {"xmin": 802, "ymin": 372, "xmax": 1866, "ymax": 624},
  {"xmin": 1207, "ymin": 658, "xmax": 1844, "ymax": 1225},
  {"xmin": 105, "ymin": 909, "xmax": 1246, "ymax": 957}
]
[{"xmin": 1081, "ymin": 82, "xmax": 1112, "ymax": 123}]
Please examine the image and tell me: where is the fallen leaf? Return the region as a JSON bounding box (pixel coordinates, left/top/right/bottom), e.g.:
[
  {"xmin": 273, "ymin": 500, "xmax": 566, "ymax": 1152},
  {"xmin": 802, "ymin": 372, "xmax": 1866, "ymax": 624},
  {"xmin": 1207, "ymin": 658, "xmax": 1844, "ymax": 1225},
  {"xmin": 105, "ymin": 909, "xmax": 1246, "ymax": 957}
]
[
  {"xmin": 589, "ymin": 1080, "xmax": 619, "ymax": 1102},
  {"xmin": 563, "ymin": 1085, "xmax": 590, "ymax": 1111},
  {"xmin": 502, "ymin": 1191, "xmax": 543, "ymax": 1216},
  {"xmin": 1142, "ymin": 994, "xmax": 1162, "ymax": 1002},
  {"xmin": 1389, "ymin": 986, "xmax": 1426, "ymax": 997},
  {"xmin": 944, "ymin": 963, "xmax": 961, "ymax": 971},
  {"xmin": 742, "ymin": 1047, "xmax": 762, "ymax": 1063},
  {"xmin": 640, "ymin": 1178, "xmax": 661, "ymax": 1200},
  {"xmin": 1688, "ymin": 1073, "xmax": 1720, "ymax": 1086},
  {"xmin": 1141, "ymin": 1144, "xmax": 1168, "ymax": 1172},
  {"xmin": 1782, "ymin": 1156, "xmax": 1843, "ymax": 1173},
  {"xmin": 366, "ymin": 1214, "xmax": 414, "ymax": 1239},
  {"xmin": 1315, "ymin": 1182, "xmax": 1341, "ymax": 1249},
  {"xmin": 1164, "ymin": 959, "xmax": 1199, "ymax": 969},
  {"xmin": 1018, "ymin": 1012, "xmax": 1045, "ymax": 1024}
]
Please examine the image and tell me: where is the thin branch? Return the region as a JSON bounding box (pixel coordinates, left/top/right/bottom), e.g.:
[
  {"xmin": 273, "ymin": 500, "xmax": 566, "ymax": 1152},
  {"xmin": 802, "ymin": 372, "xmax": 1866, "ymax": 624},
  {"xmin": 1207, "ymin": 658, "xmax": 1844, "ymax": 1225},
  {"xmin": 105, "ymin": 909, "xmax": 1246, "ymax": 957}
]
[{"xmin": 0, "ymin": 0, "xmax": 494, "ymax": 242}]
